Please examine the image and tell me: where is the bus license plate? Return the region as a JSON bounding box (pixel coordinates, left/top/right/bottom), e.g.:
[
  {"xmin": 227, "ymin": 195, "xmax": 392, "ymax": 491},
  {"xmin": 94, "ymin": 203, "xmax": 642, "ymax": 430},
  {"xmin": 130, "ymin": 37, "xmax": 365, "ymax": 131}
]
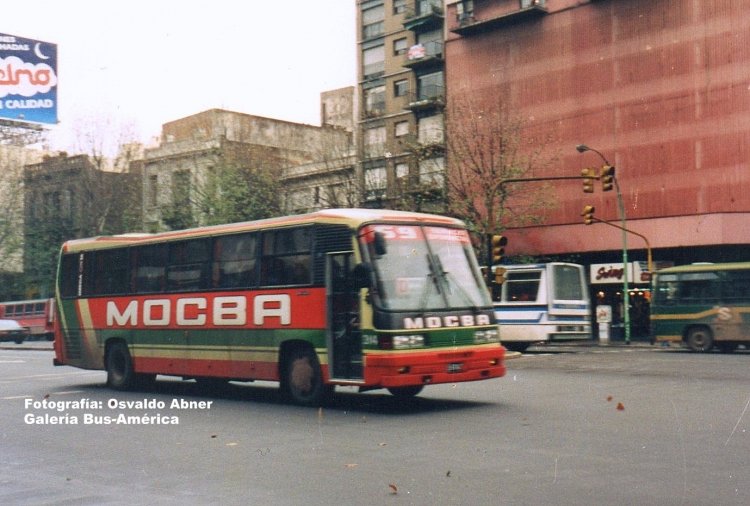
[{"xmin": 447, "ymin": 362, "xmax": 463, "ymax": 373}]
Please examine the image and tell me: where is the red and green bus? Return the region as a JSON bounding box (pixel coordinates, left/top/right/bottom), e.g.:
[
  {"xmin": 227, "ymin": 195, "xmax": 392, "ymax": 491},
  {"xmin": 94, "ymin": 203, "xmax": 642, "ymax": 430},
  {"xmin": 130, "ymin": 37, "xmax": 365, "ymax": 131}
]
[{"xmin": 53, "ymin": 209, "xmax": 506, "ymax": 404}]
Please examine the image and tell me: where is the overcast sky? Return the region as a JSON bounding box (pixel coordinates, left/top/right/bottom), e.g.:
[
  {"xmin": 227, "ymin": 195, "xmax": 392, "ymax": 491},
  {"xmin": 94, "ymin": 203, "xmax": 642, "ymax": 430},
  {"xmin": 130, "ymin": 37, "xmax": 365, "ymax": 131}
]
[{"xmin": 3, "ymin": 0, "xmax": 356, "ymax": 150}]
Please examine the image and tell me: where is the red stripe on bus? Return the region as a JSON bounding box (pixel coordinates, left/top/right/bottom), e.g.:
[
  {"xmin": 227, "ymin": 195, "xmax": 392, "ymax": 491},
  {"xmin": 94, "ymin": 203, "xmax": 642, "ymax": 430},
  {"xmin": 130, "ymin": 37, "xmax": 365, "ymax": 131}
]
[{"xmin": 85, "ymin": 288, "xmax": 327, "ymax": 330}]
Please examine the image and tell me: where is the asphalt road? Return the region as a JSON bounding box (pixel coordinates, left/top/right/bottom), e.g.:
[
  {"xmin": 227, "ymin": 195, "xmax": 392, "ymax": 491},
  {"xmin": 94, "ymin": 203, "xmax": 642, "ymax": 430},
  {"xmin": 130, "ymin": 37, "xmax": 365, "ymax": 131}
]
[{"xmin": 1, "ymin": 342, "xmax": 749, "ymax": 505}]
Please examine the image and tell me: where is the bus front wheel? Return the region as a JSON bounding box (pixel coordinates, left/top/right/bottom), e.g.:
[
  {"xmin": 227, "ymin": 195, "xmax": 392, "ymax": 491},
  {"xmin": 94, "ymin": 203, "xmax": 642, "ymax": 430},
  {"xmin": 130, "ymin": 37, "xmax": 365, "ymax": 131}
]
[
  {"xmin": 282, "ymin": 346, "xmax": 331, "ymax": 406},
  {"xmin": 686, "ymin": 326, "xmax": 714, "ymax": 353},
  {"xmin": 387, "ymin": 385, "xmax": 424, "ymax": 398},
  {"xmin": 106, "ymin": 341, "xmax": 136, "ymax": 390}
]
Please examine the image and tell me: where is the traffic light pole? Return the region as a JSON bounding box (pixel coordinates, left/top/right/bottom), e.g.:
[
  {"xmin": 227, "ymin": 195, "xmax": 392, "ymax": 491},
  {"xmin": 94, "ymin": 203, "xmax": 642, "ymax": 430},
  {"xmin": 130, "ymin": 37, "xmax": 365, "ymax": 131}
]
[
  {"xmin": 575, "ymin": 144, "xmax": 631, "ymax": 344},
  {"xmin": 499, "ymin": 172, "xmax": 631, "ymax": 342},
  {"xmin": 590, "ymin": 216, "xmax": 653, "ymax": 274},
  {"xmin": 614, "ymin": 176, "xmax": 631, "ymax": 344}
]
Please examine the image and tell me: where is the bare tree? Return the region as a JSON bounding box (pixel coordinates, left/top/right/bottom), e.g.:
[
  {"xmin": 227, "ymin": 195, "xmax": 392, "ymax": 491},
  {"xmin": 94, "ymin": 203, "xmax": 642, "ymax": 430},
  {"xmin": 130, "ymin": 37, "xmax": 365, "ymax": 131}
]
[
  {"xmin": 70, "ymin": 116, "xmax": 143, "ymax": 234},
  {"xmin": 280, "ymin": 126, "xmax": 361, "ymax": 213},
  {"xmin": 445, "ymin": 95, "xmax": 559, "ymax": 244}
]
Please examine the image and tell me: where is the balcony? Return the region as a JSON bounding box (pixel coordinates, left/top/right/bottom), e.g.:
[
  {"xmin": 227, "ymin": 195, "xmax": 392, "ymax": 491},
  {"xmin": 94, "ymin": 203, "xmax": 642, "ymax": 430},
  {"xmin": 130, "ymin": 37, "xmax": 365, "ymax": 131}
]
[
  {"xmin": 405, "ymin": 84, "xmax": 445, "ymax": 112},
  {"xmin": 402, "ymin": 41, "xmax": 444, "ymax": 70},
  {"xmin": 403, "ymin": 1, "xmax": 444, "ymax": 32},
  {"xmin": 451, "ymin": 1, "xmax": 548, "ymax": 36}
]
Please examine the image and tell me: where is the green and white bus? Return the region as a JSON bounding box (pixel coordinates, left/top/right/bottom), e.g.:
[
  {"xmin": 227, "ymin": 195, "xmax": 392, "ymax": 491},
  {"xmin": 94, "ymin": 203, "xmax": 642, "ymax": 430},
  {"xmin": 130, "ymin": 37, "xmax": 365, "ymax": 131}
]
[{"xmin": 650, "ymin": 262, "xmax": 750, "ymax": 352}]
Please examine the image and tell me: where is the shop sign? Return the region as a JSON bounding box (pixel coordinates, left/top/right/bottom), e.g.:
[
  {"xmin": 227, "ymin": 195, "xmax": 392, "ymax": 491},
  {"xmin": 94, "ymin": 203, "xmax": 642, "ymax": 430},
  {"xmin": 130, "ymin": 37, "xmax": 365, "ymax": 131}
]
[{"xmin": 591, "ymin": 262, "xmax": 635, "ymax": 284}]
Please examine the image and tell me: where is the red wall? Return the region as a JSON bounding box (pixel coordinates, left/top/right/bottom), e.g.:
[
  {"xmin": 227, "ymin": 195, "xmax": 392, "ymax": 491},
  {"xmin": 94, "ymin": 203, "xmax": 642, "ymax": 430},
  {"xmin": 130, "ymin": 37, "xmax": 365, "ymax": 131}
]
[{"xmin": 446, "ymin": 0, "xmax": 750, "ymax": 255}]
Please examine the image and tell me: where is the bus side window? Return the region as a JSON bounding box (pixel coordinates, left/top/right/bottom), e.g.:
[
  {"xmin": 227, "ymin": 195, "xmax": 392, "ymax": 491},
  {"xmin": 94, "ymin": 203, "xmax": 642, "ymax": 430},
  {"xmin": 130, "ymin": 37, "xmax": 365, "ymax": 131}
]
[
  {"xmin": 60, "ymin": 253, "xmax": 83, "ymax": 298},
  {"xmin": 260, "ymin": 228, "xmax": 312, "ymax": 286},
  {"xmin": 83, "ymin": 249, "xmax": 130, "ymax": 296},
  {"xmin": 213, "ymin": 233, "xmax": 258, "ymax": 289},
  {"xmin": 505, "ymin": 272, "xmax": 541, "ymax": 302},
  {"xmin": 134, "ymin": 244, "xmax": 167, "ymax": 293},
  {"xmin": 167, "ymin": 239, "xmax": 211, "ymax": 292}
]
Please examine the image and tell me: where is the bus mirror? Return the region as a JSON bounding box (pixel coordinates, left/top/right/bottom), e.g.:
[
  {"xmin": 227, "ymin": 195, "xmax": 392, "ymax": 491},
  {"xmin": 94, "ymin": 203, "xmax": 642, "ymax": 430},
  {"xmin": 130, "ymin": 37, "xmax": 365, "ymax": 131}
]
[
  {"xmin": 373, "ymin": 231, "xmax": 387, "ymax": 256},
  {"xmin": 353, "ymin": 263, "xmax": 373, "ymax": 289}
]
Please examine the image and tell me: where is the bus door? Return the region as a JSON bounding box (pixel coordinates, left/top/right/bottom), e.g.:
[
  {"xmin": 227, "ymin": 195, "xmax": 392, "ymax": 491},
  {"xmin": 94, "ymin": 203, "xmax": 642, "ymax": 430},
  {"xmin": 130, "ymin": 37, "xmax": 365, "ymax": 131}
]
[{"xmin": 326, "ymin": 252, "xmax": 363, "ymax": 380}]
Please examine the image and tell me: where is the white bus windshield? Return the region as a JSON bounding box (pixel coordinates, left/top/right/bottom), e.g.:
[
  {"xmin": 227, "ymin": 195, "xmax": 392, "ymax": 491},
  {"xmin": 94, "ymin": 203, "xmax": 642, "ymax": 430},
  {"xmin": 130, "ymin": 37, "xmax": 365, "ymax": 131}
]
[{"xmin": 361, "ymin": 225, "xmax": 490, "ymax": 311}]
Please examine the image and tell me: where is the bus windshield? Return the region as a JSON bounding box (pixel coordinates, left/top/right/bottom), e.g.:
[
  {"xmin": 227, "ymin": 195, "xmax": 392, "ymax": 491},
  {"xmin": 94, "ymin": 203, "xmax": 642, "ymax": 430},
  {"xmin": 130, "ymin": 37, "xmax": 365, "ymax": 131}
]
[
  {"xmin": 552, "ymin": 264, "xmax": 585, "ymax": 301},
  {"xmin": 361, "ymin": 225, "xmax": 490, "ymax": 311}
]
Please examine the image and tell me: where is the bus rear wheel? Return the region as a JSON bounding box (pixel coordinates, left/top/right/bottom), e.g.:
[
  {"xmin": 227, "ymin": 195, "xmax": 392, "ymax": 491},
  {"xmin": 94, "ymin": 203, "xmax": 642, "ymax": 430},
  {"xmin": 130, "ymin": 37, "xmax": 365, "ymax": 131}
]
[
  {"xmin": 282, "ymin": 346, "xmax": 331, "ymax": 406},
  {"xmin": 106, "ymin": 341, "xmax": 137, "ymax": 390},
  {"xmin": 686, "ymin": 326, "xmax": 714, "ymax": 352}
]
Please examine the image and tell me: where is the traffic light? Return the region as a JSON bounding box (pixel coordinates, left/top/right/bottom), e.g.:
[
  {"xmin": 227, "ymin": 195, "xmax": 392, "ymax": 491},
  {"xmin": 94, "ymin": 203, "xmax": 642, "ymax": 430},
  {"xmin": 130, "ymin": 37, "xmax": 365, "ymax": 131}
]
[
  {"xmin": 581, "ymin": 167, "xmax": 596, "ymax": 193},
  {"xmin": 490, "ymin": 234, "xmax": 508, "ymax": 264},
  {"xmin": 494, "ymin": 266, "xmax": 507, "ymax": 285},
  {"xmin": 581, "ymin": 205, "xmax": 595, "ymax": 225},
  {"xmin": 601, "ymin": 165, "xmax": 615, "ymax": 192}
]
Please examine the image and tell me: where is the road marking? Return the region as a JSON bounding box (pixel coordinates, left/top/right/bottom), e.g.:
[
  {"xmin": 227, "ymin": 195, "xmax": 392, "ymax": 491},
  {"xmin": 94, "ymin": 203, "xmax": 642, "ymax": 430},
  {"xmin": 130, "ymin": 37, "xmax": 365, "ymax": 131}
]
[
  {"xmin": 0, "ymin": 360, "xmax": 26, "ymax": 363},
  {"xmin": 2, "ymin": 395, "xmax": 33, "ymax": 400}
]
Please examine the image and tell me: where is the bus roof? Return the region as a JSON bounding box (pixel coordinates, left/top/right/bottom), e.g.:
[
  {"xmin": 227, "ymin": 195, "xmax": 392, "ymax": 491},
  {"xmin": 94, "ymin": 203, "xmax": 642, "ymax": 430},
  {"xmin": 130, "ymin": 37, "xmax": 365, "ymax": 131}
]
[
  {"xmin": 655, "ymin": 262, "xmax": 750, "ymax": 275},
  {"xmin": 492, "ymin": 262, "xmax": 582, "ymax": 271},
  {"xmin": 61, "ymin": 208, "xmax": 466, "ymax": 253}
]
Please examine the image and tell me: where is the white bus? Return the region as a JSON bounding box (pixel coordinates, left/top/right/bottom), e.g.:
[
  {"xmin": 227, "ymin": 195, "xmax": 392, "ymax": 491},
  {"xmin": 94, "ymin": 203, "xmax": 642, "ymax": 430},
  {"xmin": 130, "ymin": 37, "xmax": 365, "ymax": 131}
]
[{"xmin": 493, "ymin": 263, "xmax": 591, "ymax": 351}]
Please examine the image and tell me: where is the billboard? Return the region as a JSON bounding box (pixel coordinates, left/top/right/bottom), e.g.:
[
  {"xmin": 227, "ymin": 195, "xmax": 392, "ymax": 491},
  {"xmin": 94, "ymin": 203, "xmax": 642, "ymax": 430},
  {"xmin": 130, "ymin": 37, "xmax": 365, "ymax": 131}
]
[{"xmin": 0, "ymin": 33, "xmax": 58, "ymax": 125}]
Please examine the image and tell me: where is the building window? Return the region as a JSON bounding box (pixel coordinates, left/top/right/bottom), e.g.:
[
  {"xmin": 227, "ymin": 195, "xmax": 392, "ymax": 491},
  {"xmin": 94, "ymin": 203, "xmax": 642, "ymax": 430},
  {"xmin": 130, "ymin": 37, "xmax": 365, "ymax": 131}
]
[
  {"xmin": 61, "ymin": 189, "xmax": 73, "ymax": 219},
  {"xmin": 457, "ymin": 0, "xmax": 474, "ymax": 21},
  {"xmin": 393, "ymin": 0, "xmax": 407, "ymax": 14},
  {"xmin": 395, "ymin": 162, "xmax": 409, "ymax": 180},
  {"xmin": 418, "ymin": 0, "xmax": 442, "ymax": 16},
  {"xmin": 395, "ymin": 120, "xmax": 409, "ymax": 137},
  {"xmin": 394, "ymin": 79, "xmax": 409, "ymax": 97},
  {"xmin": 364, "ymin": 165, "xmax": 387, "ymax": 201},
  {"xmin": 417, "ymin": 71, "xmax": 444, "ymax": 101},
  {"xmin": 419, "ymin": 156, "xmax": 445, "ymax": 187},
  {"xmin": 362, "ymin": 45, "xmax": 385, "ymax": 78},
  {"xmin": 364, "ymin": 85, "xmax": 385, "ymax": 117},
  {"xmin": 171, "ymin": 170, "xmax": 191, "ymax": 207},
  {"xmin": 393, "ymin": 37, "xmax": 408, "ymax": 56},
  {"xmin": 364, "ymin": 126, "xmax": 386, "ymax": 158},
  {"xmin": 147, "ymin": 174, "xmax": 158, "ymax": 207},
  {"xmin": 362, "ymin": 5, "xmax": 384, "ymax": 39},
  {"xmin": 418, "ymin": 114, "xmax": 444, "ymax": 144},
  {"xmin": 521, "ymin": 0, "xmax": 545, "ymax": 8}
]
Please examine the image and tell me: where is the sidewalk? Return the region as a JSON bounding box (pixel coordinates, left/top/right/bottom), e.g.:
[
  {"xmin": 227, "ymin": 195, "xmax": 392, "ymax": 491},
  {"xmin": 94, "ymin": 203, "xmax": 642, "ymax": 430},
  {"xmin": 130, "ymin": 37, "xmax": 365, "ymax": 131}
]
[
  {"xmin": 530, "ymin": 339, "xmax": 657, "ymax": 351},
  {"xmin": 0, "ymin": 339, "xmax": 54, "ymax": 351}
]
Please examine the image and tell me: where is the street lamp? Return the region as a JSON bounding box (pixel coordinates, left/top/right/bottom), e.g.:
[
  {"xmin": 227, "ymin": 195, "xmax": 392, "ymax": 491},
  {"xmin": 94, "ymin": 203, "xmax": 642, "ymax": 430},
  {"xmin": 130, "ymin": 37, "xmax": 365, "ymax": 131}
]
[{"xmin": 576, "ymin": 144, "xmax": 631, "ymax": 344}]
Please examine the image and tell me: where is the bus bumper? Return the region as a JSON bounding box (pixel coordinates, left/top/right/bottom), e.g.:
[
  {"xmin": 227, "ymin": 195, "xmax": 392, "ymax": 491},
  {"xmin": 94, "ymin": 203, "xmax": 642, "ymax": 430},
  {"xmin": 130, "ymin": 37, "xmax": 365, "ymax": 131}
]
[{"xmin": 363, "ymin": 345, "xmax": 506, "ymax": 388}]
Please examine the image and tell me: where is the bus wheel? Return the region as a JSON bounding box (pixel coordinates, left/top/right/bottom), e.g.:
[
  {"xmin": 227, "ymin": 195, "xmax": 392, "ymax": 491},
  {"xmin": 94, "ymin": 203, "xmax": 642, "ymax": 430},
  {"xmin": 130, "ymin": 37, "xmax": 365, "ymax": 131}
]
[
  {"xmin": 503, "ymin": 342, "xmax": 531, "ymax": 353},
  {"xmin": 387, "ymin": 385, "xmax": 424, "ymax": 398},
  {"xmin": 106, "ymin": 342, "xmax": 136, "ymax": 390},
  {"xmin": 686, "ymin": 327, "xmax": 714, "ymax": 352},
  {"xmin": 282, "ymin": 347, "xmax": 331, "ymax": 406}
]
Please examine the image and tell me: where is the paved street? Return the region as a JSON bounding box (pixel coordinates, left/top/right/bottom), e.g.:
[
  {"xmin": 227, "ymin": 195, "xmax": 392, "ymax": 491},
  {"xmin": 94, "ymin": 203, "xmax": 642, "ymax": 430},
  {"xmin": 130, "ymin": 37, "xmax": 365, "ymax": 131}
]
[{"xmin": 1, "ymin": 342, "xmax": 749, "ymax": 505}]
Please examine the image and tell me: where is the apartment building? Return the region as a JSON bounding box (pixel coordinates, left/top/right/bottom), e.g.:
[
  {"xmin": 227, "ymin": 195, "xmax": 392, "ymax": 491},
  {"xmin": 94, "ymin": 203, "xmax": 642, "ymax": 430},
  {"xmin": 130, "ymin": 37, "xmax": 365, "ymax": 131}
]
[{"xmin": 357, "ymin": 0, "xmax": 447, "ymax": 210}]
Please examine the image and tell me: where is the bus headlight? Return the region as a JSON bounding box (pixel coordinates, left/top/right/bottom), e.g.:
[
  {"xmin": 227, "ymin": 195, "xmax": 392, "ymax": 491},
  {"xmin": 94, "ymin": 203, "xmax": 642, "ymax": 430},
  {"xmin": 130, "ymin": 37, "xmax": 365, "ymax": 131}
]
[
  {"xmin": 392, "ymin": 334, "xmax": 425, "ymax": 349},
  {"xmin": 474, "ymin": 328, "xmax": 500, "ymax": 343}
]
